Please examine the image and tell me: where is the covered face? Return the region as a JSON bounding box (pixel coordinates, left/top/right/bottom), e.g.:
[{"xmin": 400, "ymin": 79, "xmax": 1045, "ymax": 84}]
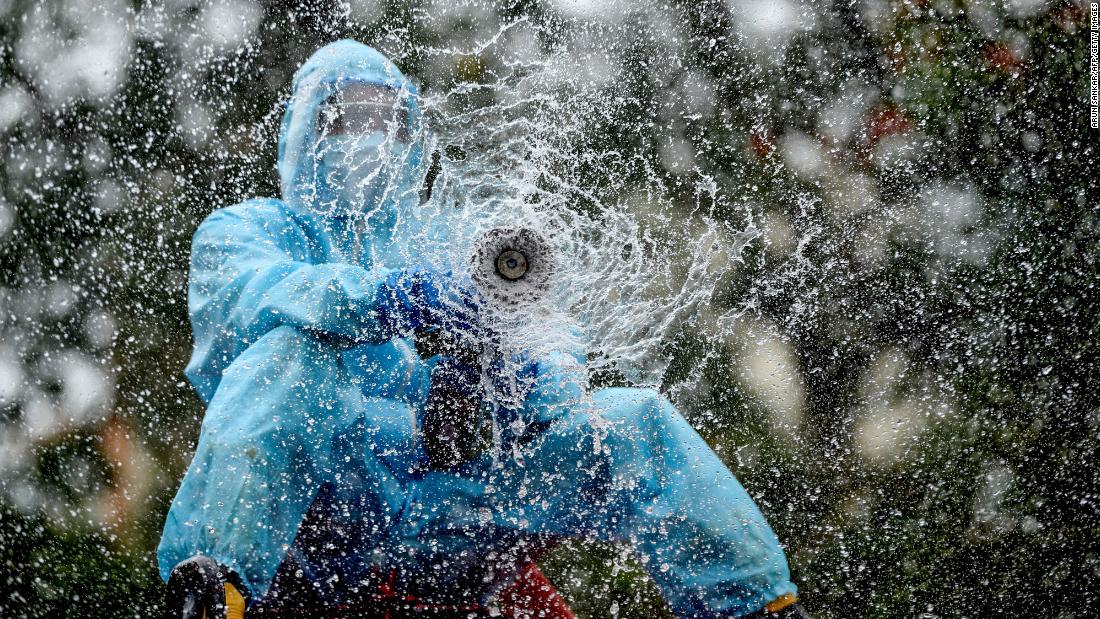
[
  {"xmin": 278, "ymin": 40, "xmax": 425, "ymax": 223},
  {"xmin": 317, "ymin": 83, "xmax": 411, "ymax": 141}
]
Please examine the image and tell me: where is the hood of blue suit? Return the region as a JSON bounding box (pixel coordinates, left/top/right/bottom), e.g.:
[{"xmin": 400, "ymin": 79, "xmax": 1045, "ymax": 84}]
[{"xmin": 278, "ymin": 40, "xmax": 426, "ymax": 255}]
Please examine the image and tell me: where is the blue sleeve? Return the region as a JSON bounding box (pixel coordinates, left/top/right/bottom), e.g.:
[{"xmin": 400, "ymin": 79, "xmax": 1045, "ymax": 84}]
[
  {"xmin": 185, "ymin": 199, "xmax": 395, "ymax": 401},
  {"xmin": 524, "ymin": 349, "xmax": 589, "ymax": 423}
]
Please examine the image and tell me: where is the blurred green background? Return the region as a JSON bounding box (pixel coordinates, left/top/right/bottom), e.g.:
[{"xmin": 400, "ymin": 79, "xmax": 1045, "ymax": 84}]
[{"xmin": 0, "ymin": 1, "xmax": 1096, "ymax": 617}]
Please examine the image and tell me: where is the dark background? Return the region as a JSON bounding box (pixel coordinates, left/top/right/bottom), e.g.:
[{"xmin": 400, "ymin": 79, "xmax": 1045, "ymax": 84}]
[{"xmin": 0, "ymin": 1, "xmax": 1097, "ymax": 617}]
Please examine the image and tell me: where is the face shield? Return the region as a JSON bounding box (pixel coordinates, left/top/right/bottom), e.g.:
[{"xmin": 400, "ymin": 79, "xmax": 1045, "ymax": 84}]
[
  {"xmin": 311, "ymin": 83, "xmax": 415, "ymax": 221},
  {"xmin": 317, "ymin": 83, "xmax": 410, "ymax": 142}
]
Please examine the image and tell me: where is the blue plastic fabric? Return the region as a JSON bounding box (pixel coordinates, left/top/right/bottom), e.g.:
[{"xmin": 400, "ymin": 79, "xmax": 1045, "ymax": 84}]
[{"xmin": 158, "ymin": 39, "xmax": 796, "ymax": 617}]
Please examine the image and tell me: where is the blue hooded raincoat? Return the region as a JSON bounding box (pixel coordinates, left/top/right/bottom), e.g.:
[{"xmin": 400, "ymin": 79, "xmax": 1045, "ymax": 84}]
[{"xmin": 158, "ymin": 39, "xmax": 797, "ymax": 617}]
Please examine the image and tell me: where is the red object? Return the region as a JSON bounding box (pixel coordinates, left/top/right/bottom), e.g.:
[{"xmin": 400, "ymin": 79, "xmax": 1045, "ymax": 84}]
[
  {"xmin": 255, "ymin": 563, "xmax": 575, "ymax": 618},
  {"xmin": 984, "ymin": 42, "xmax": 1024, "ymax": 74},
  {"xmin": 496, "ymin": 563, "xmax": 577, "ymax": 619},
  {"xmin": 866, "ymin": 105, "xmax": 911, "ymax": 145},
  {"xmin": 748, "ymin": 127, "xmax": 776, "ymax": 160}
]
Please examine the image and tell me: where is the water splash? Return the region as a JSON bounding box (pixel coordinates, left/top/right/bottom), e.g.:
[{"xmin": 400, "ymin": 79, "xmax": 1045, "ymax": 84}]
[{"xmin": 392, "ymin": 24, "xmax": 761, "ymax": 388}]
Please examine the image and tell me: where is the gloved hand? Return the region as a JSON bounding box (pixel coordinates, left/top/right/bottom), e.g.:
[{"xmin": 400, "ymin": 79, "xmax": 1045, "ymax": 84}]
[
  {"xmin": 487, "ymin": 349, "xmax": 540, "ymax": 406},
  {"xmin": 165, "ymin": 555, "xmax": 249, "ymax": 619},
  {"xmin": 377, "ymin": 268, "xmax": 481, "ymax": 339}
]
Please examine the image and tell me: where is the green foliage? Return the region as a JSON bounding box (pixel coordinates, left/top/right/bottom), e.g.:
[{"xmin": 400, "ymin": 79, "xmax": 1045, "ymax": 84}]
[
  {"xmin": 0, "ymin": 505, "xmax": 163, "ymax": 618},
  {"xmin": 0, "ymin": 1, "xmax": 1096, "ymax": 617}
]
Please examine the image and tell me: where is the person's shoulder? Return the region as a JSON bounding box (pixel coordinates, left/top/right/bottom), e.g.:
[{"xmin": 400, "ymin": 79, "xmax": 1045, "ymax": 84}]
[
  {"xmin": 194, "ymin": 198, "xmax": 303, "ymax": 238},
  {"xmin": 204, "ymin": 197, "xmax": 293, "ymax": 225}
]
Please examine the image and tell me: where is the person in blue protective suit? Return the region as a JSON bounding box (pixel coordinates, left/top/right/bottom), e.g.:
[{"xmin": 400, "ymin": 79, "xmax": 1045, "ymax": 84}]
[{"xmin": 158, "ymin": 39, "xmax": 806, "ymax": 619}]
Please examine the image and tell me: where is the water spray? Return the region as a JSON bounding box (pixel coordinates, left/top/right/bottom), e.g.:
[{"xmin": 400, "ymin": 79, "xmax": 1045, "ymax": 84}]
[{"xmin": 417, "ymin": 227, "xmax": 557, "ymax": 469}]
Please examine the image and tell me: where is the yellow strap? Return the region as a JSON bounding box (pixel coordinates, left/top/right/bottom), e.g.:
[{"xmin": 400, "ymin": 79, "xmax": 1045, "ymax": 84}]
[
  {"xmin": 225, "ymin": 583, "xmax": 246, "ymax": 619},
  {"xmin": 765, "ymin": 592, "xmax": 798, "ymax": 613}
]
